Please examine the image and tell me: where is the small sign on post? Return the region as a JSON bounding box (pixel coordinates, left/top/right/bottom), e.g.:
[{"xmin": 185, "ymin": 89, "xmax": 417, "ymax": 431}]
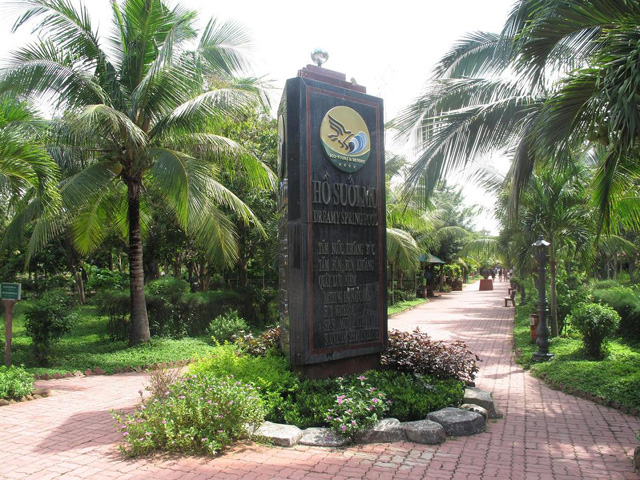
[
  {"xmin": 2, "ymin": 283, "xmax": 21, "ymax": 367},
  {"xmin": 1, "ymin": 283, "xmax": 21, "ymax": 301}
]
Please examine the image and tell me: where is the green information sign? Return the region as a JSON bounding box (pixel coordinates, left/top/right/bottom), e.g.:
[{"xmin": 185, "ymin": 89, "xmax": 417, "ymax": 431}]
[{"xmin": 1, "ymin": 283, "xmax": 21, "ymax": 301}]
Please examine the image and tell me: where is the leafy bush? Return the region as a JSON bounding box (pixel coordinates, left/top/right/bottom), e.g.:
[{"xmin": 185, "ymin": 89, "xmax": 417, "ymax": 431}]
[
  {"xmin": 233, "ymin": 326, "xmax": 282, "ymax": 356},
  {"xmin": 94, "ymin": 289, "xmax": 130, "ymax": 341},
  {"xmin": 363, "ymin": 370, "xmax": 464, "ymax": 421},
  {"xmin": 555, "ymin": 269, "xmax": 589, "ymax": 333},
  {"xmin": 189, "ymin": 344, "xmax": 298, "ymax": 421},
  {"xmin": 324, "ymin": 375, "xmax": 389, "ymax": 439},
  {"xmin": 206, "ymin": 310, "xmax": 249, "ymax": 343},
  {"xmin": 382, "ymin": 329, "xmax": 479, "ymax": 382},
  {"xmin": 23, "ymin": 291, "xmax": 77, "ymax": 365},
  {"xmin": 0, "ymin": 366, "xmax": 35, "ymax": 399},
  {"xmin": 145, "ymin": 277, "xmax": 191, "ymax": 338},
  {"xmin": 591, "ymin": 285, "xmax": 640, "ymax": 342},
  {"xmin": 113, "ymin": 373, "xmax": 265, "ymax": 456},
  {"xmin": 145, "ymin": 368, "xmax": 182, "ymax": 399},
  {"xmin": 86, "ymin": 266, "xmax": 128, "ymax": 292},
  {"xmin": 567, "ymin": 303, "xmax": 621, "ymax": 358}
]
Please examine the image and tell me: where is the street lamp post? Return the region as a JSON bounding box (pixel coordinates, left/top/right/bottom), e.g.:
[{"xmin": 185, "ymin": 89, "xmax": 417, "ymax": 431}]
[{"xmin": 532, "ymin": 235, "xmax": 554, "ymax": 362}]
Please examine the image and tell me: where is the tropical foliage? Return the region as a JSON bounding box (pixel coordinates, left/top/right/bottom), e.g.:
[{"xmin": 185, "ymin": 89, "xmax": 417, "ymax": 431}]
[{"xmin": 0, "ymin": 0, "xmax": 273, "ymax": 344}]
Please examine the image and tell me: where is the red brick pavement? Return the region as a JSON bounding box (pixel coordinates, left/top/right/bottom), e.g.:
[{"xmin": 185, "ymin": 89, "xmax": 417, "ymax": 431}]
[{"xmin": 1, "ymin": 280, "xmax": 638, "ymax": 479}]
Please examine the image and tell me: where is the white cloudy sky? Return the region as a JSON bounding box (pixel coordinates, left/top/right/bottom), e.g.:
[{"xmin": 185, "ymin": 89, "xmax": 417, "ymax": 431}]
[{"xmin": 0, "ymin": 0, "xmax": 516, "ymax": 231}]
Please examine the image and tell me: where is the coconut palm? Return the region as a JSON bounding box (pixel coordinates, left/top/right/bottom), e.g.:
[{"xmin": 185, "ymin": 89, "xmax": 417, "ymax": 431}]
[
  {"xmin": 0, "ymin": 95, "xmax": 58, "ymax": 208},
  {"xmin": 1, "ymin": 0, "xmax": 272, "ymax": 345},
  {"xmin": 394, "ymin": 0, "xmax": 640, "ymax": 232}
]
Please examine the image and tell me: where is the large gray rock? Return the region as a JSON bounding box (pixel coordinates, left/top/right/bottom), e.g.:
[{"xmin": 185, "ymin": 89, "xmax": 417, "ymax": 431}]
[
  {"xmin": 402, "ymin": 419, "xmax": 446, "ymax": 445},
  {"xmin": 459, "ymin": 403, "xmax": 489, "ymax": 422},
  {"xmin": 299, "ymin": 427, "xmax": 350, "ymax": 447},
  {"xmin": 355, "ymin": 418, "xmax": 406, "ymax": 443},
  {"xmin": 427, "ymin": 408, "xmax": 485, "ymax": 437},
  {"xmin": 254, "ymin": 421, "xmax": 303, "ymax": 447},
  {"xmin": 464, "ymin": 387, "xmax": 503, "ymax": 419}
]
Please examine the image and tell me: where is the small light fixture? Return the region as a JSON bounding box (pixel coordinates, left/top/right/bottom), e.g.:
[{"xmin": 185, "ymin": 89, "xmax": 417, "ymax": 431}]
[{"xmin": 311, "ymin": 49, "xmax": 329, "ymax": 67}]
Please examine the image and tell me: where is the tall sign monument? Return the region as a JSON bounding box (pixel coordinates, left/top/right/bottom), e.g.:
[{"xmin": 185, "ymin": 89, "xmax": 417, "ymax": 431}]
[{"xmin": 278, "ymin": 63, "xmax": 387, "ymax": 378}]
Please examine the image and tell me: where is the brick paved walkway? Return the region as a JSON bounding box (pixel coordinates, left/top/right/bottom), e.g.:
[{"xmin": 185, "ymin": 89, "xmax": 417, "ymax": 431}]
[{"xmin": 1, "ymin": 280, "xmax": 638, "ymax": 479}]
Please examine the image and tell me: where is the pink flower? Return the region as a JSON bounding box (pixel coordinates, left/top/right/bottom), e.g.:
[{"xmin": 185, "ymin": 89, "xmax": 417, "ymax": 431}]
[
  {"xmin": 357, "ymin": 375, "xmax": 366, "ymax": 381},
  {"xmin": 372, "ymin": 398, "xmax": 379, "ymax": 403},
  {"xmin": 122, "ymin": 432, "xmax": 129, "ymax": 436},
  {"xmin": 202, "ymin": 437, "xmax": 208, "ymax": 442},
  {"xmin": 161, "ymin": 420, "xmax": 167, "ymax": 424},
  {"xmin": 228, "ymin": 401, "xmax": 233, "ymax": 405},
  {"xmin": 178, "ymin": 395, "xmax": 185, "ymax": 399},
  {"xmin": 341, "ymin": 425, "xmax": 347, "ymax": 431}
]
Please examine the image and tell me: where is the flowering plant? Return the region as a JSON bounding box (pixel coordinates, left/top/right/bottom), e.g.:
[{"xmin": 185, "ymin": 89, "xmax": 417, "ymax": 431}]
[
  {"xmin": 112, "ymin": 373, "xmax": 265, "ymax": 456},
  {"xmin": 324, "ymin": 376, "xmax": 389, "ymax": 439}
]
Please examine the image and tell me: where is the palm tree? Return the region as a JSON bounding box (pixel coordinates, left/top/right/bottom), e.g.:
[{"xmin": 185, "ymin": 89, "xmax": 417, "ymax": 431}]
[
  {"xmin": 1, "ymin": 0, "xmax": 272, "ymax": 345},
  {"xmin": 394, "ymin": 0, "xmax": 640, "ymax": 232},
  {"xmin": 0, "ymin": 95, "xmax": 58, "ymax": 209}
]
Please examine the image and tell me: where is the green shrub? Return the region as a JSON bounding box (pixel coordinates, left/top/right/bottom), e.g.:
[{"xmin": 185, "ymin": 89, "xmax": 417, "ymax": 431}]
[
  {"xmin": 206, "ymin": 310, "xmax": 249, "ymax": 343},
  {"xmin": 567, "ymin": 303, "xmax": 621, "ymax": 358},
  {"xmin": 279, "ymin": 377, "xmax": 336, "ymax": 428},
  {"xmin": 189, "ymin": 344, "xmax": 298, "ymax": 421},
  {"xmin": 362, "ymin": 370, "xmax": 464, "ymax": 421},
  {"xmin": 591, "ymin": 285, "xmax": 640, "ymax": 342},
  {"xmin": 95, "ymin": 289, "xmax": 130, "ymax": 341},
  {"xmin": 233, "ymin": 326, "xmax": 282, "ymax": 356},
  {"xmin": 324, "ymin": 375, "xmax": 389, "ymax": 439},
  {"xmin": 113, "ymin": 373, "xmax": 265, "ymax": 456},
  {"xmin": 86, "ymin": 266, "xmax": 128, "ymax": 292},
  {"xmin": 0, "ymin": 366, "xmax": 35, "ymax": 399},
  {"xmin": 23, "ymin": 291, "xmax": 77, "ymax": 365},
  {"xmin": 383, "ymin": 329, "xmax": 479, "ymax": 382},
  {"xmin": 145, "ymin": 277, "xmax": 191, "ymax": 338}
]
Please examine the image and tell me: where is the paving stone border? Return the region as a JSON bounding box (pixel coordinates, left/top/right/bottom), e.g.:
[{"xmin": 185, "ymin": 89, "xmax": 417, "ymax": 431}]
[
  {"xmin": 0, "ymin": 387, "xmax": 50, "ymax": 406},
  {"xmin": 32, "ymin": 359, "xmax": 191, "ymax": 380}
]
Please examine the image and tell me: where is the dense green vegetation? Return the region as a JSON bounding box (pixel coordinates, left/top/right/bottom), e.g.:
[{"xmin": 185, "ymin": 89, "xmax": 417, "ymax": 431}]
[
  {"xmin": 514, "ymin": 304, "xmax": 640, "ymax": 411},
  {"xmin": 114, "ymin": 328, "xmax": 473, "ymax": 455},
  {"xmin": 3, "ymin": 302, "xmax": 212, "ymax": 376}
]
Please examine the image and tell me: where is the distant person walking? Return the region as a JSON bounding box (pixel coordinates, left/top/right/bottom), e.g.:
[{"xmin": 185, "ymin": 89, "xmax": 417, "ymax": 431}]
[{"xmin": 498, "ymin": 268, "xmax": 503, "ymax": 282}]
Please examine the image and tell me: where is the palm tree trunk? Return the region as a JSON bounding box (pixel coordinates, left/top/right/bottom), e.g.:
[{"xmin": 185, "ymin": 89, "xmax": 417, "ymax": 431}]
[
  {"xmin": 549, "ymin": 243, "xmax": 558, "ymax": 337},
  {"xmin": 127, "ymin": 180, "xmax": 150, "ymax": 345},
  {"xmin": 390, "ymin": 262, "xmax": 395, "ymax": 305}
]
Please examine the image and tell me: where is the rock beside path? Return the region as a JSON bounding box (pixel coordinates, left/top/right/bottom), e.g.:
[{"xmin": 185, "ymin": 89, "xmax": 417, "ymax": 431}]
[
  {"xmin": 356, "ymin": 418, "xmax": 406, "ymax": 443},
  {"xmin": 464, "ymin": 387, "xmax": 503, "ymax": 419},
  {"xmin": 299, "ymin": 427, "xmax": 350, "ymax": 447},
  {"xmin": 254, "ymin": 421, "xmax": 303, "ymax": 447},
  {"xmin": 427, "ymin": 407, "xmax": 486, "ymax": 437},
  {"xmin": 402, "ymin": 419, "xmax": 446, "ymax": 444}
]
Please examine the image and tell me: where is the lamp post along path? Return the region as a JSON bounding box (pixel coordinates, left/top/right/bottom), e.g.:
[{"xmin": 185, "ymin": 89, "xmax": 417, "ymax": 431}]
[{"xmin": 532, "ymin": 236, "xmax": 554, "ymax": 362}]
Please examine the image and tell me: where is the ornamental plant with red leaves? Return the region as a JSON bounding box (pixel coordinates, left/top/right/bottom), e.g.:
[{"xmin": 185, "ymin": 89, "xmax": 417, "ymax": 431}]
[{"xmin": 382, "ymin": 329, "xmax": 480, "ymax": 383}]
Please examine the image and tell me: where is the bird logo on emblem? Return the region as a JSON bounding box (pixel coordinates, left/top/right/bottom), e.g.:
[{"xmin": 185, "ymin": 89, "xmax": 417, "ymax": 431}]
[{"xmin": 327, "ymin": 115, "xmax": 368, "ymax": 155}]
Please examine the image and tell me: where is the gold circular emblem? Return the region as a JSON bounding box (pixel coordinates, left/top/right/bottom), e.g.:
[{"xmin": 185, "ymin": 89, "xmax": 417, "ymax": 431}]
[{"xmin": 320, "ymin": 106, "xmax": 370, "ymax": 173}]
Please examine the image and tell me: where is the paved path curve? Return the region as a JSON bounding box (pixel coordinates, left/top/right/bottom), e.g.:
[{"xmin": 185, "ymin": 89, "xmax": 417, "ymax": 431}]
[{"xmin": 1, "ymin": 281, "xmax": 638, "ymax": 479}]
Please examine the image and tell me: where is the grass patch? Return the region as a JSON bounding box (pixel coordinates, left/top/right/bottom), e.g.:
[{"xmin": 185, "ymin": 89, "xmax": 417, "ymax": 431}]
[
  {"xmin": 2, "ymin": 303, "xmax": 212, "ymax": 376},
  {"xmin": 388, "ymin": 298, "xmax": 427, "ymax": 316},
  {"xmin": 513, "ymin": 306, "xmax": 640, "ymax": 410}
]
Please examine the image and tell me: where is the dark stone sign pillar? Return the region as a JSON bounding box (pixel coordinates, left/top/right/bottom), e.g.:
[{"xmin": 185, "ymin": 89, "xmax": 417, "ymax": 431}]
[{"xmin": 277, "ymin": 65, "xmax": 387, "ymax": 379}]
